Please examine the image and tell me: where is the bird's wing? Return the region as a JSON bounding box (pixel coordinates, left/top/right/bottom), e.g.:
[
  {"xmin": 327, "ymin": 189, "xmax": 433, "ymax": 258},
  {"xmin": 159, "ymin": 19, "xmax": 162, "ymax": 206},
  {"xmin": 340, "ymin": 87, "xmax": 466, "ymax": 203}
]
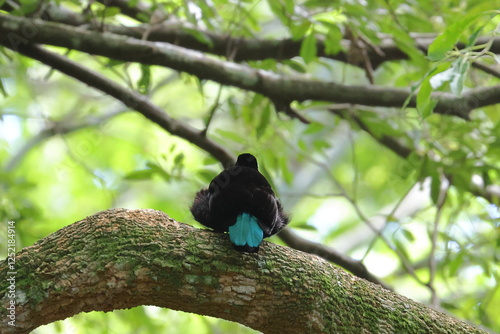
[
  {"xmin": 190, "ymin": 188, "xmax": 212, "ymax": 227},
  {"xmin": 248, "ymin": 188, "xmax": 279, "ymax": 236}
]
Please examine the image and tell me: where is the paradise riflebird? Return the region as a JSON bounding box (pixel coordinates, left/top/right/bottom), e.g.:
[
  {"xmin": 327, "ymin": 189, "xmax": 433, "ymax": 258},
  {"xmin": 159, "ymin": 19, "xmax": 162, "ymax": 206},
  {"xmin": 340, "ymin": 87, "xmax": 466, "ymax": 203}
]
[{"xmin": 190, "ymin": 153, "xmax": 289, "ymax": 252}]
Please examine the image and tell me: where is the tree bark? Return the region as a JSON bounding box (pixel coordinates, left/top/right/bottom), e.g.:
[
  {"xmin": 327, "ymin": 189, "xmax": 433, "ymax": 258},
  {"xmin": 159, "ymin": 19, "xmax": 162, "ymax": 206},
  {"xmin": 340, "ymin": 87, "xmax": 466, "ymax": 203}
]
[{"xmin": 0, "ymin": 209, "xmax": 487, "ymax": 333}]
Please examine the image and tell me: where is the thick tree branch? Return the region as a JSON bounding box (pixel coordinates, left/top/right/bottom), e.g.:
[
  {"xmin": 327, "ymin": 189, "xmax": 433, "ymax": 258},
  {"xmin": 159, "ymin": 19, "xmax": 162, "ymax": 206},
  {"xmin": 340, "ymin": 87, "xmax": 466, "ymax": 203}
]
[
  {"xmin": 1, "ymin": 14, "xmax": 498, "ymax": 119},
  {"xmin": 0, "ymin": 209, "xmax": 488, "ymax": 334}
]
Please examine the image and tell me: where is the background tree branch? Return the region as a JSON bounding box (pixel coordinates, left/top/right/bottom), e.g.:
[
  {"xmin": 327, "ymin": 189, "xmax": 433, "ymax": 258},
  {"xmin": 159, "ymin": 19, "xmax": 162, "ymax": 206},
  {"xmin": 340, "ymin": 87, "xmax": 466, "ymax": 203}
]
[
  {"xmin": 2, "ymin": 14, "xmax": 499, "ymax": 119},
  {"xmin": 35, "ymin": 2, "xmax": 500, "ymax": 69},
  {"xmin": 0, "ymin": 209, "xmax": 488, "ymax": 334}
]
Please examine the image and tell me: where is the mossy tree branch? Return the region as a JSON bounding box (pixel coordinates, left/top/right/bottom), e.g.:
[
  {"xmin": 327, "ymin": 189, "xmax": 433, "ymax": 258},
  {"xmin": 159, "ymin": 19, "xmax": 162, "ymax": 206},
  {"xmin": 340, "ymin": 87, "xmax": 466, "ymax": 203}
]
[{"xmin": 0, "ymin": 209, "xmax": 487, "ymax": 334}]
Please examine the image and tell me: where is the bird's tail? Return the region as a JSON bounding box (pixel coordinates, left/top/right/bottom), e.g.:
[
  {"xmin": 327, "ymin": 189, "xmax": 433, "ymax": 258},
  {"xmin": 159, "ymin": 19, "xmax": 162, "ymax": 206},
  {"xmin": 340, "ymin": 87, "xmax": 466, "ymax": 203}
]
[{"xmin": 229, "ymin": 213, "xmax": 263, "ymax": 253}]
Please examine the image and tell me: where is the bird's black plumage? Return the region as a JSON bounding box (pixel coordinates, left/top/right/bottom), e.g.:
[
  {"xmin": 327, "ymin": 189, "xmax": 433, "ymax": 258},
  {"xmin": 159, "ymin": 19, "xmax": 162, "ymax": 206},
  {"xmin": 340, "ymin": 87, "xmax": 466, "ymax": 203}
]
[{"xmin": 190, "ymin": 153, "xmax": 289, "ymax": 252}]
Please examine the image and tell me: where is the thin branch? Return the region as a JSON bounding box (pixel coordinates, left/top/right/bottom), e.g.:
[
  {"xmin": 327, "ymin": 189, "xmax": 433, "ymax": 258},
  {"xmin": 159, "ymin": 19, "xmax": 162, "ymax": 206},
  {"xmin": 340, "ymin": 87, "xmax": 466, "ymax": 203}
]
[
  {"xmin": 4, "ymin": 109, "xmax": 124, "ymax": 171},
  {"xmin": 1, "ymin": 14, "xmax": 497, "ymax": 119},
  {"xmin": 329, "ymin": 105, "xmax": 412, "ymax": 158},
  {"xmin": 201, "ymin": 84, "xmax": 223, "ymax": 136},
  {"xmin": 278, "ymin": 228, "xmax": 390, "ymax": 289},
  {"xmin": 428, "ymin": 173, "xmax": 449, "ymax": 308},
  {"xmin": 472, "ymin": 61, "xmax": 500, "ymax": 79}
]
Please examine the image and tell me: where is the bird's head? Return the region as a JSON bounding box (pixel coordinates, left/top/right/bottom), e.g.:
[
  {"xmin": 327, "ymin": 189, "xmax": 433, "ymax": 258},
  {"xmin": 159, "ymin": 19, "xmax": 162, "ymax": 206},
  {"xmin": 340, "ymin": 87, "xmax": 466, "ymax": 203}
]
[{"xmin": 235, "ymin": 153, "xmax": 258, "ymax": 170}]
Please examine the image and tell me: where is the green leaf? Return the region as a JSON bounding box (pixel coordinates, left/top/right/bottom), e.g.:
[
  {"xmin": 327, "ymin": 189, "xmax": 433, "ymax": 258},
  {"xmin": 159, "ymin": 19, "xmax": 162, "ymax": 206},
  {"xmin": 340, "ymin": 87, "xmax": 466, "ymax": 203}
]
[
  {"xmin": 183, "ymin": 28, "xmax": 214, "ymax": 48},
  {"xmin": 450, "ymin": 58, "xmax": 470, "ymax": 96},
  {"xmin": 174, "ymin": 152, "xmax": 185, "ymax": 166},
  {"xmin": 466, "ymin": 12, "xmax": 497, "ymax": 47},
  {"xmin": 267, "ymin": 0, "xmax": 289, "ymax": 26},
  {"xmin": 0, "ymin": 78, "xmax": 7, "ymax": 97},
  {"xmin": 136, "ymin": 13, "xmax": 150, "ymax": 23},
  {"xmin": 101, "ymin": 6, "xmax": 121, "ymax": 18},
  {"xmin": 282, "ymin": 0, "xmax": 295, "ymax": 13},
  {"xmin": 290, "ymin": 21, "xmax": 312, "ymax": 40},
  {"xmin": 124, "ymin": 169, "xmax": 155, "ymax": 180},
  {"xmin": 216, "ymin": 129, "xmax": 247, "ymax": 144},
  {"xmin": 197, "ymin": 169, "xmax": 217, "ymax": 183},
  {"xmin": 313, "ymin": 10, "xmax": 346, "ymax": 25},
  {"xmin": 430, "ymin": 174, "xmax": 441, "ymax": 205},
  {"xmin": 292, "ymin": 221, "xmax": 317, "ymax": 231},
  {"xmin": 283, "ymin": 59, "xmax": 307, "ymax": 73},
  {"xmin": 389, "ymin": 25, "xmax": 427, "ymax": 68},
  {"xmin": 324, "ymin": 25, "xmax": 343, "ymax": 55},
  {"xmin": 137, "ymin": 64, "xmax": 151, "ymax": 94},
  {"xmin": 446, "ymin": 245, "xmax": 465, "ymax": 278},
  {"xmin": 313, "ymin": 139, "xmax": 331, "ymax": 150},
  {"xmin": 428, "ymin": 11, "xmax": 488, "ymax": 61},
  {"xmin": 427, "ymin": 58, "xmax": 470, "ymax": 96},
  {"xmin": 256, "ymin": 104, "xmax": 271, "ymax": 139},
  {"xmin": 304, "ymin": 122, "xmax": 324, "ymax": 135},
  {"xmin": 145, "ymin": 162, "xmax": 171, "ymax": 181},
  {"xmin": 17, "ymin": 0, "xmax": 39, "ymax": 15},
  {"xmin": 279, "ymin": 157, "xmax": 294, "ymax": 185},
  {"xmin": 416, "ymin": 77, "xmax": 436, "ymax": 118},
  {"xmin": 300, "ymin": 33, "xmax": 318, "ymax": 64},
  {"xmin": 105, "ymin": 59, "xmax": 127, "ymax": 68},
  {"xmin": 400, "ymin": 228, "xmax": 415, "ymax": 243}
]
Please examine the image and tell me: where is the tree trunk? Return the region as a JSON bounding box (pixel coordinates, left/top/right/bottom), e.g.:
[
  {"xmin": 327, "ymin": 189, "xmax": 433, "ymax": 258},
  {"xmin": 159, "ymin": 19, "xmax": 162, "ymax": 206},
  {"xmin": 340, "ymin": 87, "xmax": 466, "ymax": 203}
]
[{"xmin": 0, "ymin": 209, "xmax": 487, "ymax": 333}]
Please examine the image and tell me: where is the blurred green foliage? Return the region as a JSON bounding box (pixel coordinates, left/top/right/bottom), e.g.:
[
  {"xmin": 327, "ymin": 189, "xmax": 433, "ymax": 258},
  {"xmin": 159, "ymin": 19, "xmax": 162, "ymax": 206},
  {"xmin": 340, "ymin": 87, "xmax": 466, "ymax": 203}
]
[{"xmin": 1, "ymin": 0, "xmax": 500, "ymax": 333}]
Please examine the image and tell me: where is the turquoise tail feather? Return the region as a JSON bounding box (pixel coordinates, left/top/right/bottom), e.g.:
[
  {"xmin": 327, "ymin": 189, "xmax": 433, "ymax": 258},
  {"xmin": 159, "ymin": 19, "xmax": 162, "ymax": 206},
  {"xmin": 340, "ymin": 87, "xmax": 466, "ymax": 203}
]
[{"xmin": 229, "ymin": 213, "xmax": 263, "ymax": 248}]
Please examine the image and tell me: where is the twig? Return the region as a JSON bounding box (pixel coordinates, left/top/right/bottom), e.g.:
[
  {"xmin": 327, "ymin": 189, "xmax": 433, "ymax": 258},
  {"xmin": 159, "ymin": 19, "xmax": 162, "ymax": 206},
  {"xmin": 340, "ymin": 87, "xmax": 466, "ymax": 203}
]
[
  {"xmin": 427, "ymin": 172, "xmax": 449, "ymax": 307},
  {"xmin": 329, "ymin": 105, "xmax": 412, "ymax": 158},
  {"xmin": 201, "ymin": 84, "xmax": 223, "ymax": 136},
  {"xmin": 5, "ymin": 109, "xmax": 124, "ymax": 171},
  {"xmin": 472, "ymin": 61, "xmax": 500, "ymax": 79}
]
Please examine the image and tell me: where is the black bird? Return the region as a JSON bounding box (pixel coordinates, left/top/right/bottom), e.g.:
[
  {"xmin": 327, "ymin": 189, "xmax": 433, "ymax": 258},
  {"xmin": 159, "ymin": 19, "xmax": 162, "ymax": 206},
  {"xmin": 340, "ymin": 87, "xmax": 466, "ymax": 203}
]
[{"xmin": 190, "ymin": 153, "xmax": 289, "ymax": 252}]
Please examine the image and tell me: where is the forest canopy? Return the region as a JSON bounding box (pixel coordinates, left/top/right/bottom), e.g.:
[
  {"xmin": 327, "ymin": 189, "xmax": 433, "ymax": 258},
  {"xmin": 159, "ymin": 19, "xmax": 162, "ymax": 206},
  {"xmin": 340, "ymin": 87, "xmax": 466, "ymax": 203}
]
[{"xmin": 0, "ymin": 0, "xmax": 499, "ymax": 333}]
